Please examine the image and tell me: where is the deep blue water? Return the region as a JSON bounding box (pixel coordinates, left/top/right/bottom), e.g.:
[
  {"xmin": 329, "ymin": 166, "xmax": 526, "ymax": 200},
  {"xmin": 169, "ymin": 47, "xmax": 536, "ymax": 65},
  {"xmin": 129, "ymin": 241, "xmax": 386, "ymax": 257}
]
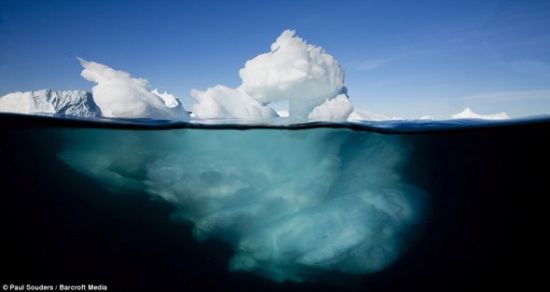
[{"xmin": 0, "ymin": 113, "xmax": 548, "ymax": 291}]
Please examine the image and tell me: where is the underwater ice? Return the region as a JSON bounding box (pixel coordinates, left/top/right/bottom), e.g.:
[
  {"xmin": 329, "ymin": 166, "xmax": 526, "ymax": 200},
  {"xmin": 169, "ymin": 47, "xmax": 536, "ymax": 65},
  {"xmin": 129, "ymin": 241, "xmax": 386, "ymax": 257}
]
[{"xmin": 58, "ymin": 128, "xmax": 427, "ymax": 282}]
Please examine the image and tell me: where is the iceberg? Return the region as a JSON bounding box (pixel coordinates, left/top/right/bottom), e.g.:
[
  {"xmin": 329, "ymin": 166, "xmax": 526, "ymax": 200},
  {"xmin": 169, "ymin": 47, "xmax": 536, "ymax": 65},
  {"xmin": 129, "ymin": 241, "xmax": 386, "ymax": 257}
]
[
  {"xmin": 452, "ymin": 107, "xmax": 509, "ymax": 120},
  {"xmin": 193, "ymin": 30, "xmax": 353, "ymax": 121},
  {"xmin": 0, "ymin": 89, "xmax": 100, "ymax": 117},
  {"xmin": 79, "ymin": 58, "xmax": 188, "ymax": 120},
  {"xmin": 0, "ymin": 60, "xmax": 189, "ymax": 120},
  {"xmin": 58, "ymin": 127, "xmax": 428, "ymax": 282},
  {"xmin": 239, "ymin": 30, "xmax": 349, "ymax": 119}
]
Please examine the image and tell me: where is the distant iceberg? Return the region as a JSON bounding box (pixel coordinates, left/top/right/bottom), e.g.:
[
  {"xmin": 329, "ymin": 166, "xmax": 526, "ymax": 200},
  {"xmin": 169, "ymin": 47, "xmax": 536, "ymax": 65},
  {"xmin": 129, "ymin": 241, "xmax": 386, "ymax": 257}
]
[{"xmin": 452, "ymin": 107, "xmax": 509, "ymax": 120}]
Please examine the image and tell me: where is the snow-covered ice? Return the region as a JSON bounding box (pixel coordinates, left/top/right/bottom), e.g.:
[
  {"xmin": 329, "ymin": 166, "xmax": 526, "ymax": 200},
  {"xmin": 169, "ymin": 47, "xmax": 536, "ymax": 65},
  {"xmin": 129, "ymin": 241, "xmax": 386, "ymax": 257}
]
[
  {"xmin": 192, "ymin": 30, "xmax": 353, "ymax": 121},
  {"xmin": 451, "ymin": 107, "xmax": 509, "ymax": 120},
  {"xmin": 79, "ymin": 58, "xmax": 188, "ymax": 120},
  {"xmin": 191, "ymin": 85, "xmax": 277, "ymax": 120},
  {"xmin": 0, "ymin": 89, "xmax": 100, "ymax": 117}
]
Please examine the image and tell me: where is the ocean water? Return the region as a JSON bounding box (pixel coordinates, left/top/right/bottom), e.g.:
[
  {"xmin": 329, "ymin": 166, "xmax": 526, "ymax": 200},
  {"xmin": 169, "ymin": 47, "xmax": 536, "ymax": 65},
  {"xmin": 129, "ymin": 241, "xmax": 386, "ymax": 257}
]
[{"xmin": 0, "ymin": 113, "xmax": 548, "ymax": 291}]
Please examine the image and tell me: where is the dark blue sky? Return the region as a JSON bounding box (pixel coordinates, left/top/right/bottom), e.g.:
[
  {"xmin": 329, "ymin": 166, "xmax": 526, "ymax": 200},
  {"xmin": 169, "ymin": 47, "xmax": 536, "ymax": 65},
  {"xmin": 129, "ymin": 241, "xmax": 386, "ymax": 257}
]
[{"xmin": 1, "ymin": 0, "xmax": 549, "ymax": 118}]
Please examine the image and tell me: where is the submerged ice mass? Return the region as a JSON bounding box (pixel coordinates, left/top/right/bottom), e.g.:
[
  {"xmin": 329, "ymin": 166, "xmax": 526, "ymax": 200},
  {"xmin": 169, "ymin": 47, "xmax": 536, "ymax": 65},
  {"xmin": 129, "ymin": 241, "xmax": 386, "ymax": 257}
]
[{"xmin": 58, "ymin": 128, "xmax": 427, "ymax": 282}]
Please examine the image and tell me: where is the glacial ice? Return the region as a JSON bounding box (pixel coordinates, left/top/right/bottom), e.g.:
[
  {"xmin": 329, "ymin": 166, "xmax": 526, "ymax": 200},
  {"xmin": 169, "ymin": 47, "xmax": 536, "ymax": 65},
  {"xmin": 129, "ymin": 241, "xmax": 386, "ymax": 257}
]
[
  {"xmin": 79, "ymin": 58, "xmax": 188, "ymax": 120},
  {"xmin": 151, "ymin": 89, "xmax": 182, "ymax": 109},
  {"xmin": 58, "ymin": 128, "xmax": 428, "ymax": 282},
  {"xmin": 452, "ymin": 107, "xmax": 509, "ymax": 120},
  {"xmin": 192, "ymin": 30, "xmax": 353, "ymax": 121},
  {"xmin": 0, "ymin": 89, "xmax": 100, "ymax": 117},
  {"xmin": 0, "ymin": 30, "xmax": 514, "ymax": 122},
  {"xmin": 239, "ymin": 30, "xmax": 348, "ymax": 119},
  {"xmin": 2, "ymin": 29, "xmax": 355, "ymax": 122},
  {"xmin": 308, "ymin": 94, "xmax": 354, "ymax": 122},
  {"xmin": 191, "ymin": 85, "xmax": 278, "ymax": 120}
]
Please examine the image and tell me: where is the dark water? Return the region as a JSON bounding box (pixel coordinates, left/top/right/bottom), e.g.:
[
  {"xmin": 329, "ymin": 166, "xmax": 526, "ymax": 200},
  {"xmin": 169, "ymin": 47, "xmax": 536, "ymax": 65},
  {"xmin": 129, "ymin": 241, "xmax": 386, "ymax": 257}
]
[{"xmin": 0, "ymin": 114, "xmax": 548, "ymax": 291}]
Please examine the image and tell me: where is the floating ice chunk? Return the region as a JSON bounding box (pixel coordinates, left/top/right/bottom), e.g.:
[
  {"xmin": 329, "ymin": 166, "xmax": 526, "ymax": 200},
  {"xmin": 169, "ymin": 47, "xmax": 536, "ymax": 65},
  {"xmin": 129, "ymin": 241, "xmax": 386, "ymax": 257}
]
[
  {"xmin": 307, "ymin": 94, "xmax": 353, "ymax": 122},
  {"xmin": 451, "ymin": 107, "xmax": 509, "ymax": 120},
  {"xmin": 0, "ymin": 89, "xmax": 100, "ymax": 117},
  {"xmin": 191, "ymin": 85, "xmax": 277, "ymax": 120},
  {"xmin": 239, "ymin": 30, "xmax": 346, "ymax": 119},
  {"xmin": 79, "ymin": 58, "xmax": 188, "ymax": 120}
]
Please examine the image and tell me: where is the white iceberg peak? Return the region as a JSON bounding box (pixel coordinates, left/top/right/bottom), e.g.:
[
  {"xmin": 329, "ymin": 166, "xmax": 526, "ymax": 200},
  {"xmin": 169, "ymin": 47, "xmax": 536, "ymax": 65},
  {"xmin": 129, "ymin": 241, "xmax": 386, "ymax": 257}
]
[
  {"xmin": 79, "ymin": 58, "xmax": 188, "ymax": 120},
  {"xmin": 239, "ymin": 29, "xmax": 347, "ymax": 119},
  {"xmin": 192, "ymin": 29, "xmax": 351, "ymax": 121}
]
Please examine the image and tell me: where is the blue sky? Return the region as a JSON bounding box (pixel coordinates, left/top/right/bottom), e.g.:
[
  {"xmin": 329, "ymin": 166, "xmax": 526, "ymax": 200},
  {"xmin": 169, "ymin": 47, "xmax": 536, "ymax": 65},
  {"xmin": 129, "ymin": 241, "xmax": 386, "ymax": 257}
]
[{"xmin": 1, "ymin": 0, "xmax": 550, "ymax": 118}]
